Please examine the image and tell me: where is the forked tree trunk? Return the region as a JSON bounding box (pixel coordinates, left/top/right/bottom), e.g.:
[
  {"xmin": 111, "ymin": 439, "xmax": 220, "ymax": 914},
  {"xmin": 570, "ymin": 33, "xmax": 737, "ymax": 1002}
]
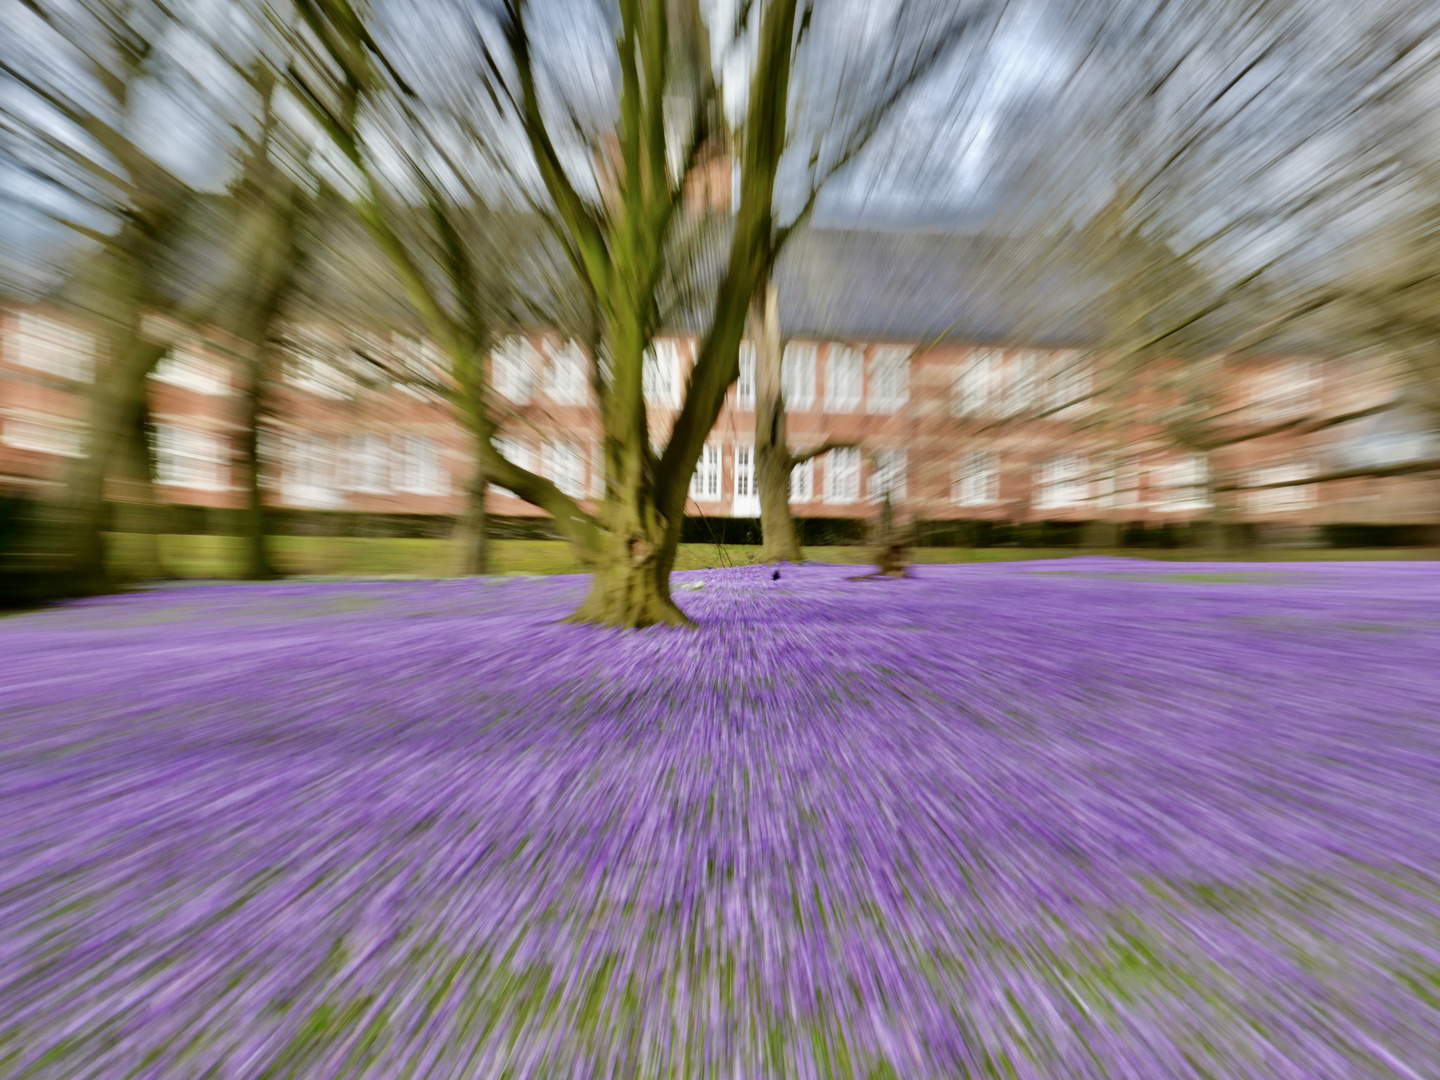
[
  {"xmin": 571, "ymin": 523, "xmax": 685, "ymax": 627},
  {"xmin": 564, "ymin": 351, "xmax": 688, "ymax": 624},
  {"xmin": 753, "ymin": 283, "xmax": 803, "ymax": 563}
]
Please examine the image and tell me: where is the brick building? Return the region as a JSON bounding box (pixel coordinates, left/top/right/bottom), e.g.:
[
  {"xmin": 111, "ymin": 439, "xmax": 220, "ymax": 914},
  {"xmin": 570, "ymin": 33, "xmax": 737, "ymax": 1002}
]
[{"xmin": 3, "ymin": 295, "xmax": 1436, "ymax": 541}]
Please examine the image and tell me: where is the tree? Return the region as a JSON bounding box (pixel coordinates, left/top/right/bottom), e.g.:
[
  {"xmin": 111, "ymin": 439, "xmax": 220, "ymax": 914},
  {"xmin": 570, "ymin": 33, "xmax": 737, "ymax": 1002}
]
[
  {"xmin": 2, "ymin": 0, "xmax": 203, "ymax": 595},
  {"xmin": 291, "ymin": 0, "xmax": 987, "ymax": 625},
  {"xmin": 749, "ymin": 282, "xmax": 859, "ymax": 563}
]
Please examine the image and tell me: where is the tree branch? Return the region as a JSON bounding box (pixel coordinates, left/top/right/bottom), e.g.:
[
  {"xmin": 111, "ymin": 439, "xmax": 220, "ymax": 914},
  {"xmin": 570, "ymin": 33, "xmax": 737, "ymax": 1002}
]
[{"xmin": 789, "ymin": 438, "xmax": 861, "ymax": 466}]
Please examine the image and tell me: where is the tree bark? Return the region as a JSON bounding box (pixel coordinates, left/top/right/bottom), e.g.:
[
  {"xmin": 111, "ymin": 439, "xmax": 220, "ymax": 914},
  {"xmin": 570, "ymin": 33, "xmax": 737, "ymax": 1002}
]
[
  {"xmin": 238, "ymin": 351, "xmax": 278, "ymax": 581},
  {"xmin": 752, "ymin": 283, "xmax": 803, "ymax": 563},
  {"xmin": 568, "ymin": 514, "xmax": 687, "ymax": 627},
  {"xmin": 455, "ymin": 474, "xmax": 490, "ymax": 576},
  {"xmin": 53, "ymin": 327, "xmax": 169, "ymax": 595},
  {"xmin": 112, "ymin": 400, "xmax": 169, "ymax": 583}
]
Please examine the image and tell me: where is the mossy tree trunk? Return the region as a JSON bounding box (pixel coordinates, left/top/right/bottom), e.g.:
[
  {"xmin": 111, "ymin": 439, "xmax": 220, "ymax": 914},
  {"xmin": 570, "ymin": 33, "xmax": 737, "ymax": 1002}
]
[
  {"xmin": 753, "ymin": 283, "xmax": 801, "ymax": 564},
  {"xmin": 751, "ymin": 282, "xmax": 861, "ymax": 565},
  {"xmin": 22, "ymin": 7, "xmax": 193, "ymax": 599},
  {"xmin": 300, "ymin": 0, "xmax": 961, "ymax": 625}
]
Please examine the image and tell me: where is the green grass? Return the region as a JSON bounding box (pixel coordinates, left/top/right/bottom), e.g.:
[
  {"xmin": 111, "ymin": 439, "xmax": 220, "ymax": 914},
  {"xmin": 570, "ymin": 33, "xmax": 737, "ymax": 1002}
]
[{"xmin": 102, "ymin": 533, "xmax": 1440, "ymax": 582}]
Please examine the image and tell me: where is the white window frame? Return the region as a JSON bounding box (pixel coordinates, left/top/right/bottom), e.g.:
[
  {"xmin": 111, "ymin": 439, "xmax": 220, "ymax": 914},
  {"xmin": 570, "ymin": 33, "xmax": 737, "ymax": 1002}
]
[
  {"xmin": 1005, "ymin": 351, "xmax": 1042, "ymax": 416},
  {"xmin": 155, "ymin": 423, "xmax": 229, "ymax": 492},
  {"xmin": 345, "ymin": 433, "xmax": 390, "ymax": 494},
  {"xmin": 492, "ymin": 435, "xmax": 535, "ymax": 499},
  {"xmin": 1152, "ymin": 454, "xmax": 1210, "ymax": 513},
  {"xmin": 735, "ymin": 342, "xmax": 756, "ymax": 411},
  {"xmin": 1048, "ymin": 351, "xmax": 1091, "ymax": 413},
  {"xmin": 867, "ymin": 348, "xmax": 910, "ymax": 414},
  {"xmin": 782, "ymin": 342, "xmax": 817, "ymax": 411},
  {"xmin": 953, "ymin": 349, "xmax": 1000, "ymax": 417},
  {"xmin": 541, "ymin": 438, "xmax": 585, "ymax": 499},
  {"xmin": 1251, "ymin": 360, "xmax": 1317, "ymax": 422},
  {"xmin": 954, "ymin": 450, "xmax": 999, "ymax": 506},
  {"xmin": 492, "ymin": 337, "xmax": 538, "ymax": 404},
  {"xmin": 151, "ymin": 344, "xmax": 229, "ymax": 396},
  {"xmin": 591, "ymin": 440, "xmax": 605, "ymax": 498},
  {"xmin": 285, "ymin": 332, "xmax": 352, "ymax": 399},
  {"xmin": 391, "ymin": 434, "xmax": 432, "ymax": 495},
  {"xmin": 824, "ymin": 446, "xmax": 861, "ymax": 503},
  {"xmin": 733, "ymin": 443, "xmax": 759, "ymax": 516},
  {"xmin": 867, "ymin": 448, "xmax": 907, "ymax": 502},
  {"xmin": 1034, "ymin": 452, "xmax": 1089, "ymax": 510},
  {"xmin": 4, "ymin": 311, "xmax": 95, "ymax": 382},
  {"xmin": 1246, "ymin": 462, "xmax": 1316, "ymax": 513},
  {"xmin": 643, "ymin": 339, "xmax": 681, "ymax": 408},
  {"xmin": 826, "ymin": 345, "xmax": 863, "ymax": 412},
  {"xmin": 789, "ymin": 457, "xmax": 814, "ymax": 502},
  {"xmin": 689, "ymin": 442, "xmax": 722, "ymax": 501},
  {"xmin": 544, "ymin": 340, "xmax": 589, "ymax": 406},
  {"xmin": 2, "ymin": 410, "xmax": 84, "ymax": 457}
]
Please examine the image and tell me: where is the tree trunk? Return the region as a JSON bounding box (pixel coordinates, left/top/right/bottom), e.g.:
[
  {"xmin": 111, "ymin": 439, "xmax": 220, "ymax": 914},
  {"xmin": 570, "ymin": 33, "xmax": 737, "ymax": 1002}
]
[
  {"xmin": 455, "ymin": 474, "xmax": 490, "ymax": 576},
  {"xmin": 569, "ymin": 491, "xmax": 687, "ymax": 628},
  {"xmin": 112, "ymin": 401, "xmax": 169, "ymax": 583},
  {"xmin": 54, "ymin": 332, "xmax": 169, "ymax": 595},
  {"xmin": 239, "ymin": 351, "xmax": 278, "ymax": 581},
  {"xmin": 753, "ymin": 283, "xmax": 802, "ymax": 563}
]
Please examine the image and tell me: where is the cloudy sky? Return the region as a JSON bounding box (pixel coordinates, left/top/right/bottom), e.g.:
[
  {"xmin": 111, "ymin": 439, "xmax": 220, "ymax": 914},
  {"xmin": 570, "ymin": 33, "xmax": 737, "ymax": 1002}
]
[{"xmin": 5, "ymin": 0, "xmax": 1440, "ymax": 300}]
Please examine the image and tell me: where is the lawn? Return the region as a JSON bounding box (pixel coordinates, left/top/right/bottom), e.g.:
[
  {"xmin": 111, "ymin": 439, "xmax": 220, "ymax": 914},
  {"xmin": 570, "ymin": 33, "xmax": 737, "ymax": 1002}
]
[
  {"xmin": 104, "ymin": 532, "xmax": 1440, "ymax": 580},
  {"xmin": 2, "ymin": 558, "xmax": 1438, "ymax": 1077}
]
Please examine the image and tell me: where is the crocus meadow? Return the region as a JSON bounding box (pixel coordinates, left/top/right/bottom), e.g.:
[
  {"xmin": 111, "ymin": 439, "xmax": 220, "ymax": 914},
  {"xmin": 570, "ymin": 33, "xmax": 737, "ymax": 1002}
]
[{"xmin": 1, "ymin": 558, "xmax": 1438, "ymax": 1078}]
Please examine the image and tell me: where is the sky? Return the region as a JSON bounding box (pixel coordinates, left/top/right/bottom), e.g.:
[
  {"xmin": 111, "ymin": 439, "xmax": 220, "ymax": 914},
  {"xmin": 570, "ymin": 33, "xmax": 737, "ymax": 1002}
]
[{"xmin": 5, "ymin": 0, "xmax": 1440, "ymax": 305}]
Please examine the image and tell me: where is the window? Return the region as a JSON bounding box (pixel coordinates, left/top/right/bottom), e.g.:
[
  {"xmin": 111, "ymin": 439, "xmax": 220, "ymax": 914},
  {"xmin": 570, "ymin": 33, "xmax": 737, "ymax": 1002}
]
[
  {"xmin": 868, "ymin": 348, "xmax": 909, "ymax": 413},
  {"xmin": 344, "ymin": 434, "xmax": 390, "ymax": 493},
  {"xmin": 868, "ymin": 448, "xmax": 907, "ymax": 501},
  {"xmin": 1250, "ymin": 360, "xmax": 1318, "ymax": 421},
  {"xmin": 285, "ymin": 333, "xmax": 352, "ymax": 399},
  {"xmin": 782, "ymin": 342, "xmax": 817, "ymax": 411},
  {"xmin": 492, "ymin": 337, "xmax": 538, "ymax": 404},
  {"xmin": 281, "ymin": 433, "xmax": 338, "ymax": 507},
  {"xmin": 733, "ymin": 444, "xmax": 758, "ymax": 516},
  {"xmin": 735, "ymin": 342, "xmax": 756, "ymax": 410},
  {"xmin": 1034, "ymin": 453, "xmax": 1088, "ymax": 509},
  {"xmin": 1152, "ymin": 454, "xmax": 1210, "ymax": 512},
  {"xmin": 542, "ymin": 438, "xmax": 585, "ymax": 498},
  {"xmin": 394, "ymin": 434, "xmax": 445, "ymax": 495},
  {"xmin": 789, "ymin": 457, "xmax": 814, "ymax": 502},
  {"xmin": 2, "ymin": 411, "xmax": 83, "ymax": 457},
  {"xmin": 643, "ymin": 339, "xmax": 681, "ymax": 408},
  {"xmin": 955, "ymin": 450, "xmax": 999, "ymax": 505},
  {"xmin": 953, "ymin": 350, "xmax": 1000, "ymax": 417},
  {"xmin": 4, "ymin": 312, "xmax": 95, "ymax": 382},
  {"xmin": 826, "ymin": 345, "xmax": 863, "ymax": 411},
  {"xmin": 544, "ymin": 340, "xmax": 588, "ymax": 405},
  {"xmin": 154, "ymin": 424, "xmax": 227, "ymax": 491},
  {"xmin": 392, "ymin": 336, "xmax": 446, "ymax": 385},
  {"xmin": 825, "ymin": 446, "xmax": 861, "ymax": 503},
  {"xmin": 1005, "ymin": 352, "xmax": 1042, "ymax": 416},
  {"xmin": 1048, "ymin": 351, "xmax": 1091, "ymax": 412},
  {"xmin": 492, "ymin": 435, "xmax": 534, "ymax": 498},
  {"xmin": 1246, "ymin": 463, "xmax": 1315, "ymax": 513},
  {"xmin": 152, "ymin": 344, "xmax": 228, "ymax": 395},
  {"xmin": 1112, "ymin": 456, "xmax": 1142, "ymax": 508},
  {"xmin": 690, "ymin": 443, "xmax": 722, "ymax": 501},
  {"xmin": 591, "ymin": 440, "xmax": 605, "ymax": 498}
]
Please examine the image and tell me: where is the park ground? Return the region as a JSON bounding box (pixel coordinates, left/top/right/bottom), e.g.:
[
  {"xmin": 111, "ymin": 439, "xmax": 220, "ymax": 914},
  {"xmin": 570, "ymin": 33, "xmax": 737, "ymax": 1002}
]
[
  {"xmin": 104, "ymin": 531, "xmax": 1440, "ymax": 580},
  {"xmin": 2, "ymin": 558, "xmax": 1438, "ymax": 1077}
]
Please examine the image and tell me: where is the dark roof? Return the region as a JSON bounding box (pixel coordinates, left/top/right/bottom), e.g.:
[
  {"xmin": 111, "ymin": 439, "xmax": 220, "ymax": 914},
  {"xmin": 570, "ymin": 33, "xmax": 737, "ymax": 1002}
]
[{"xmin": 774, "ymin": 228, "xmax": 1108, "ymax": 347}]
